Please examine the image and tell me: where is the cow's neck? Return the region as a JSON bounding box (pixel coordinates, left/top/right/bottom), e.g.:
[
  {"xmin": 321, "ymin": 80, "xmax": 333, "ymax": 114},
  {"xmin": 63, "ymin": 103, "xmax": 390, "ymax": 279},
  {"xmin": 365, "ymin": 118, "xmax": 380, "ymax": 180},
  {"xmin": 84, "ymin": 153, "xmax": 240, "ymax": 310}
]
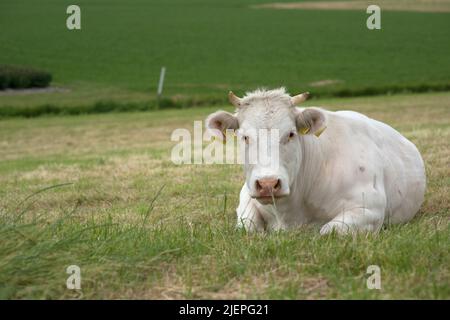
[{"xmin": 296, "ymin": 135, "xmax": 328, "ymax": 204}]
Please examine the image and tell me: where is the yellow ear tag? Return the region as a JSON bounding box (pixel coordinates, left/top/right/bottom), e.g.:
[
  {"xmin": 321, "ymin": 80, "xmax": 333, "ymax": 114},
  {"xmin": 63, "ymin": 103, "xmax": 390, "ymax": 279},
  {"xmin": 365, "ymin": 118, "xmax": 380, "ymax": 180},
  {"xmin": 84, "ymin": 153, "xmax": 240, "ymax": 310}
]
[
  {"xmin": 221, "ymin": 130, "xmax": 227, "ymax": 144},
  {"xmin": 314, "ymin": 126, "xmax": 327, "ymax": 137},
  {"xmin": 299, "ymin": 127, "xmax": 310, "ymax": 135}
]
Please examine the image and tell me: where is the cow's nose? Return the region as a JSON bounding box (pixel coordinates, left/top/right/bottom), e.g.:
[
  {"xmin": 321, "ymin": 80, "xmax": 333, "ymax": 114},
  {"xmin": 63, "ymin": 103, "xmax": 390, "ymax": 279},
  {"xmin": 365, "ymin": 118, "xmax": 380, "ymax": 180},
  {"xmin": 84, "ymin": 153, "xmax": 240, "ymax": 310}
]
[{"xmin": 255, "ymin": 178, "xmax": 281, "ymax": 197}]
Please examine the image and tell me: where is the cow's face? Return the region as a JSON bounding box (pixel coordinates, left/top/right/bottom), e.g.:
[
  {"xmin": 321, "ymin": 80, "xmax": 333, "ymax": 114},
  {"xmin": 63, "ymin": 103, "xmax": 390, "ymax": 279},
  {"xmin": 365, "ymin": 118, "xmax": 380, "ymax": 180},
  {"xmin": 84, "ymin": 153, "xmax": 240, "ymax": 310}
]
[{"xmin": 206, "ymin": 89, "xmax": 326, "ymax": 205}]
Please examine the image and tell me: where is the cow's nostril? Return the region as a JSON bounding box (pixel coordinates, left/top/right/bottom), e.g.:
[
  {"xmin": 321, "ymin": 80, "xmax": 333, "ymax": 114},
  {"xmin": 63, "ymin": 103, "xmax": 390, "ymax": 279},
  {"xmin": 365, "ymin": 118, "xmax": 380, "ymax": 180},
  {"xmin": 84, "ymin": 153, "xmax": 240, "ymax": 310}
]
[{"xmin": 274, "ymin": 179, "xmax": 281, "ymax": 191}]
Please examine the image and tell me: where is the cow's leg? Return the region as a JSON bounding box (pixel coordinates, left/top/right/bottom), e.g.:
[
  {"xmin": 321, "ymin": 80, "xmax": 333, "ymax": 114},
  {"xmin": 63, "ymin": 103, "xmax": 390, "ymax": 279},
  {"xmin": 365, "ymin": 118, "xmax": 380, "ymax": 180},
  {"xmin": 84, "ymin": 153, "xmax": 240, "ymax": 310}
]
[
  {"xmin": 236, "ymin": 185, "xmax": 265, "ymax": 232},
  {"xmin": 320, "ymin": 190, "xmax": 386, "ymax": 235}
]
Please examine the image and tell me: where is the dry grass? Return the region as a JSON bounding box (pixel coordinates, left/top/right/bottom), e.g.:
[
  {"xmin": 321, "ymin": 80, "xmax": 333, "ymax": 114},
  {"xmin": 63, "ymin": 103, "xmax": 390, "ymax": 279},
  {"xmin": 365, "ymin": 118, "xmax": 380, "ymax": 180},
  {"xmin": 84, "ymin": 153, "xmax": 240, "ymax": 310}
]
[{"xmin": 0, "ymin": 92, "xmax": 448, "ymax": 299}]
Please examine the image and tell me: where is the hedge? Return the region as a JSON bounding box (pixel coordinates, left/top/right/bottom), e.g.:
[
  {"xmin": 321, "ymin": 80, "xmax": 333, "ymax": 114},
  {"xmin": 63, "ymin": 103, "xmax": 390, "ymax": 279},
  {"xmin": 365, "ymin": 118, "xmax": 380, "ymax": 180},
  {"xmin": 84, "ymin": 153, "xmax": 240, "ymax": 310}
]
[{"xmin": 0, "ymin": 65, "xmax": 52, "ymax": 90}]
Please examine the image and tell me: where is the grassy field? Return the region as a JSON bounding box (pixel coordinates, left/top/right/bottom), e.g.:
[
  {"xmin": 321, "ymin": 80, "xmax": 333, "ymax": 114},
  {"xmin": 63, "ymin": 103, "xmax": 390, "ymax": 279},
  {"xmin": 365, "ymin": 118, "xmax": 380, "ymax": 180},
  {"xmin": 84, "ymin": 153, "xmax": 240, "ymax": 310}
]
[
  {"xmin": 1, "ymin": 0, "xmax": 450, "ymax": 111},
  {"xmin": 1, "ymin": 0, "xmax": 449, "ymax": 300},
  {"xmin": 0, "ymin": 92, "xmax": 448, "ymax": 299}
]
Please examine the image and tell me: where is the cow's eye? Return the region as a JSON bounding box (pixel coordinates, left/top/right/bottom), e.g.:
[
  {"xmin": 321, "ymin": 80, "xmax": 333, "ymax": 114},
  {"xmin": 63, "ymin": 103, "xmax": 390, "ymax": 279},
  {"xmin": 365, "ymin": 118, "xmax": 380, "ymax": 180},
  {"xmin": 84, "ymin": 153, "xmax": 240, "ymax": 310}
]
[
  {"xmin": 243, "ymin": 135, "xmax": 249, "ymax": 144},
  {"xmin": 288, "ymin": 131, "xmax": 295, "ymax": 139}
]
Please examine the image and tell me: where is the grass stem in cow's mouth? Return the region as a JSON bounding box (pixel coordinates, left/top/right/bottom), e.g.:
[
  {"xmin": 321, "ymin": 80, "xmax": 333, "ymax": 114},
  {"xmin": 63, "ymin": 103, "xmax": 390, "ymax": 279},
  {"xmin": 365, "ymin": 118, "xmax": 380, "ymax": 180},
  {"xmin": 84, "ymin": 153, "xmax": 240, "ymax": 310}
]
[{"xmin": 255, "ymin": 194, "xmax": 287, "ymax": 205}]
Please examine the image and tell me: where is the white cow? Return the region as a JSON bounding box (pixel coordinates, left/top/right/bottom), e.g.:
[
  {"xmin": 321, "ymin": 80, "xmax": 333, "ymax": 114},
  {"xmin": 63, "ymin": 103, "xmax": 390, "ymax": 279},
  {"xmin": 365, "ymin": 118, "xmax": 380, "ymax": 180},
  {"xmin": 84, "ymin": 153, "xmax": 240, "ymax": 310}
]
[{"xmin": 206, "ymin": 88, "xmax": 426, "ymax": 234}]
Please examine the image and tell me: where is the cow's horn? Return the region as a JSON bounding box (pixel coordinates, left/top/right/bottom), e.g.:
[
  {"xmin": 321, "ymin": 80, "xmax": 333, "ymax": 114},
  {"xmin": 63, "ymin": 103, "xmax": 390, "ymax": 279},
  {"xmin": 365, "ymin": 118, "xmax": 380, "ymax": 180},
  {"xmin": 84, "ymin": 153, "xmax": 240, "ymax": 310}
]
[
  {"xmin": 291, "ymin": 92, "xmax": 310, "ymax": 106},
  {"xmin": 228, "ymin": 91, "xmax": 242, "ymax": 108}
]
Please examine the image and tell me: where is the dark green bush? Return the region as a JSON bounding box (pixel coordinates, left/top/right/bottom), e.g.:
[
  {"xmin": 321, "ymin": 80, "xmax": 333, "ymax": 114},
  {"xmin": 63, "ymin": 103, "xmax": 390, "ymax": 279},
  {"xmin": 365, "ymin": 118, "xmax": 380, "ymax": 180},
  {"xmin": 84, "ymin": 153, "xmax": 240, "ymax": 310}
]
[
  {"xmin": 0, "ymin": 65, "xmax": 52, "ymax": 90},
  {"xmin": 0, "ymin": 73, "xmax": 7, "ymax": 90}
]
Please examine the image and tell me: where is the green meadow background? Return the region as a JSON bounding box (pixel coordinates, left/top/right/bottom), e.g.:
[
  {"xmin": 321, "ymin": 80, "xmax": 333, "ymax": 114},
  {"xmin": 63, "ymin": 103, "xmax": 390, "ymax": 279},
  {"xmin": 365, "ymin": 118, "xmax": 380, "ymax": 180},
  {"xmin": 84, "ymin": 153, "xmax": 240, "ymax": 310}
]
[
  {"xmin": 0, "ymin": 0, "xmax": 449, "ymax": 299},
  {"xmin": 0, "ymin": 0, "xmax": 449, "ymax": 111}
]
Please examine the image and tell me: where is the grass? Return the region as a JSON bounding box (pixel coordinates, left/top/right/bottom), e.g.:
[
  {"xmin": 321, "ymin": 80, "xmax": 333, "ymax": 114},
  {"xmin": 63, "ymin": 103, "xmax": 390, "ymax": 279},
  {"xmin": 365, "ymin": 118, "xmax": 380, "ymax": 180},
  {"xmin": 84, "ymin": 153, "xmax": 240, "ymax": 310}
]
[
  {"xmin": 0, "ymin": 92, "xmax": 448, "ymax": 299},
  {"xmin": 1, "ymin": 0, "xmax": 450, "ymax": 111}
]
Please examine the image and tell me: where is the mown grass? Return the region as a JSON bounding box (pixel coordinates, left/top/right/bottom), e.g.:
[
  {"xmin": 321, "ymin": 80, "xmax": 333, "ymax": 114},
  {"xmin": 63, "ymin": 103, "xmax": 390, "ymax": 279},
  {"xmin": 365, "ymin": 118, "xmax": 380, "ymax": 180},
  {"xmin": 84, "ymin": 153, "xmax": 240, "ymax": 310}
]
[
  {"xmin": 0, "ymin": 92, "xmax": 448, "ymax": 299},
  {"xmin": 1, "ymin": 0, "xmax": 449, "ymax": 108}
]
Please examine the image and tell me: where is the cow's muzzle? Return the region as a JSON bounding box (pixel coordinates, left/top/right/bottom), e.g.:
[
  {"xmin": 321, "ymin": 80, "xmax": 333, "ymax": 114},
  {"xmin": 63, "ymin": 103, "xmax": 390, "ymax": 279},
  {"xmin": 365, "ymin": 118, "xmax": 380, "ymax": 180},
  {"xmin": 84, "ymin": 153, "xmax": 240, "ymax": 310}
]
[{"xmin": 253, "ymin": 177, "xmax": 288, "ymax": 204}]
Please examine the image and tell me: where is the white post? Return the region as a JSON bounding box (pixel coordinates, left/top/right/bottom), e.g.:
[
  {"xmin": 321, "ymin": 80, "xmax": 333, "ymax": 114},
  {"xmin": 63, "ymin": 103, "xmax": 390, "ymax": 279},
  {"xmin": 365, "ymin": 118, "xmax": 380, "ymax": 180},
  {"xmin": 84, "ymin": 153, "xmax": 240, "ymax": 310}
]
[{"xmin": 157, "ymin": 67, "xmax": 166, "ymax": 107}]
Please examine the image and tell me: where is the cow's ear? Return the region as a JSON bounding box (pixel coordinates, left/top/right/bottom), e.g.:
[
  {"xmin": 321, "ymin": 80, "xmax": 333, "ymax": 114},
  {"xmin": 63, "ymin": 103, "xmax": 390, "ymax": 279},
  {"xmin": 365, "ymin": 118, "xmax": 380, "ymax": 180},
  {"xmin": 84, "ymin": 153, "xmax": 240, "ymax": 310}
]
[
  {"xmin": 294, "ymin": 108, "xmax": 327, "ymax": 137},
  {"xmin": 205, "ymin": 110, "xmax": 239, "ymax": 141}
]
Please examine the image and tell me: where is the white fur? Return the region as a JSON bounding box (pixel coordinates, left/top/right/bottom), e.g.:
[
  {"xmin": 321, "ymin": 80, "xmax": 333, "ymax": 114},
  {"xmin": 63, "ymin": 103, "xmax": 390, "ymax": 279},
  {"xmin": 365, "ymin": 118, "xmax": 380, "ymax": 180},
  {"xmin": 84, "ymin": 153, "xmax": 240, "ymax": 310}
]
[{"xmin": 208, "ymin": 88, "xmax": 426, "ymax": 234}]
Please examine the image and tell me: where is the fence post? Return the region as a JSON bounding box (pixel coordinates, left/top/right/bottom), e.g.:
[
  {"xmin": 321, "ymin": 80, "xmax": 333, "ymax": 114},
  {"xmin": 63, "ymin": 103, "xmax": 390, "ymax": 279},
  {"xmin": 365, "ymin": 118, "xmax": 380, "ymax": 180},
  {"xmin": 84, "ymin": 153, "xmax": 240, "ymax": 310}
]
[{"xmin": 157, "ymin": 66, "xmax": 166, "ymax": 108}]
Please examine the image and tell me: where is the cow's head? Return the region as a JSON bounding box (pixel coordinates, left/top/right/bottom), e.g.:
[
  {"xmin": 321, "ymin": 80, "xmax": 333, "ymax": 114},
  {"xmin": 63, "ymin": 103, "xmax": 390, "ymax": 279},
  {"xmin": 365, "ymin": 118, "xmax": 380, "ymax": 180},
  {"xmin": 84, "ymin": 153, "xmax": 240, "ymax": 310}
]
[{"xmin": 206, "ymin": 88, "xmax": 327, "ymax": 204}]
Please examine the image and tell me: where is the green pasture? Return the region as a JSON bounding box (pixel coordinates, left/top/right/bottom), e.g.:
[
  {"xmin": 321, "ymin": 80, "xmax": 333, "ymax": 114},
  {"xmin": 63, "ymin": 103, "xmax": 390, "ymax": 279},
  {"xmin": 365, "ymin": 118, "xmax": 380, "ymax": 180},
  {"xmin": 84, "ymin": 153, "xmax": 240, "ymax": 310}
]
[
  {"xmin": 0, "ymin": 0, "xmax": 449, "ymax": 300},
  {"xmin": 0, "ymin": 0, "xmax": 449, "ymax": 112}
]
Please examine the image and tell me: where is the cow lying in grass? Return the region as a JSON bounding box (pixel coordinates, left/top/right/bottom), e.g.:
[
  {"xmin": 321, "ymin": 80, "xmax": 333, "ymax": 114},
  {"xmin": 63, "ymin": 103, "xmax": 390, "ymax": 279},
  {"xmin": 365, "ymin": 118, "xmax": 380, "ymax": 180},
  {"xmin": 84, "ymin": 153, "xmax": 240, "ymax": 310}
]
[{"xmin": 206, "ymin": 88, "xmax": 426, "ymax": 234}]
